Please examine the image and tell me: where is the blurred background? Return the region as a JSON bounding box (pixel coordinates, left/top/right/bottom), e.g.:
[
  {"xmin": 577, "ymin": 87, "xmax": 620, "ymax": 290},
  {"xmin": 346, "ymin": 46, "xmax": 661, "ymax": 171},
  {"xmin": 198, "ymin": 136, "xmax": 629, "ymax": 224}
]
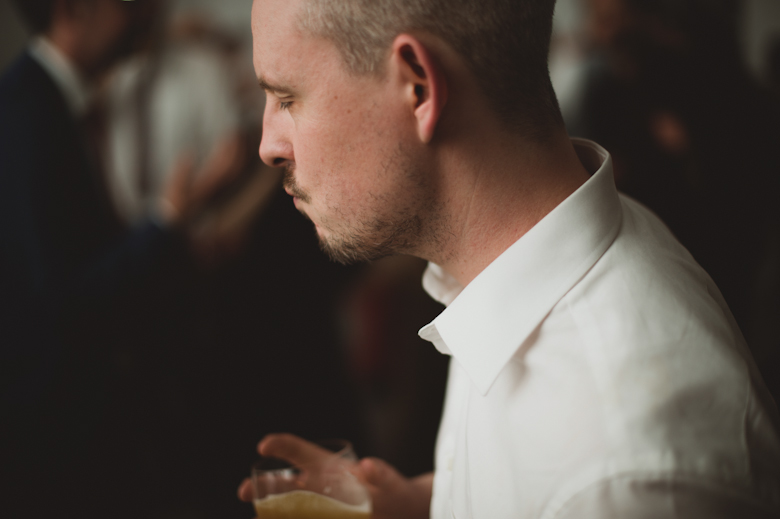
[{"xmin": 0, "ymin": 0, "xmax": 778, "ymax": 518}]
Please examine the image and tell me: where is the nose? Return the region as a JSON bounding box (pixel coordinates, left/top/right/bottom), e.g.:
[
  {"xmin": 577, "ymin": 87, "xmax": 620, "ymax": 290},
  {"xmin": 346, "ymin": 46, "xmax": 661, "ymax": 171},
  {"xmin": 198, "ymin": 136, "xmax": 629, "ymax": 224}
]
[{"xmin": 259, "ymin": 100, "xmax": 294, "ymax": 168}]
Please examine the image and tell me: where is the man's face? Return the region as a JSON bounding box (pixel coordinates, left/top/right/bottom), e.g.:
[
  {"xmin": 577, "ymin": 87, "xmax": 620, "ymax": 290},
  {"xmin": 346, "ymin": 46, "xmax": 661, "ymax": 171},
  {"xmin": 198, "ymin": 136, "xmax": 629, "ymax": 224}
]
[{"xmin": 251, "ymin": 0, "xmax": 436, "ymax": 264}]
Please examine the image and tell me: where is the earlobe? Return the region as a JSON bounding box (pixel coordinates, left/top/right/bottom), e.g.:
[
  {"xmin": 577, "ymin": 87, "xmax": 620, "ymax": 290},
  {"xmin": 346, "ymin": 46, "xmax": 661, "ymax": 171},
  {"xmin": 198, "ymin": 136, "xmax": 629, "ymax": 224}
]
[{"xmin": 392, "ymin": 35, "xmax": 448, "ymax": 144}]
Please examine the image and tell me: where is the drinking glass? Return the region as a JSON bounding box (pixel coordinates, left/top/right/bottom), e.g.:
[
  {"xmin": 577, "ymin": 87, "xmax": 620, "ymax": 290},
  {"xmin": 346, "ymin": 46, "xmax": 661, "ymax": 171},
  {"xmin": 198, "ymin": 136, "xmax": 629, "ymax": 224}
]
[{"xmin": 250, "ymin": 438, "xmax": 371, "ymax": 519}]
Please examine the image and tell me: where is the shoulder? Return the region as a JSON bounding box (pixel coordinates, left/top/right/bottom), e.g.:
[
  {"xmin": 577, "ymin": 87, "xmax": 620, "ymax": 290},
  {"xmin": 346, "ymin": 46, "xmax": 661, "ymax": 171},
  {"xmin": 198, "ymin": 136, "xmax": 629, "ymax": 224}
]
[
  {"xmin": 567, "ymin": 192, "xmax": 738, "ymax": 350},
  {"xmin": 0, "ymin": 52, "xmax": 73, "ymax": 146},
  {"xmin": 0, "ymin": 52, "xmax": 62, "ymax": 111},
  {"xmin": 0, "ymin": 52, "xmax": 74, "ymax": 147},
  {"xmin": 0, "ymin": 53, "xmax": 82, "ymax": 201},
  {"xmin": 556, "ymin": 193, "xmax": 780, "ymax": 500}
]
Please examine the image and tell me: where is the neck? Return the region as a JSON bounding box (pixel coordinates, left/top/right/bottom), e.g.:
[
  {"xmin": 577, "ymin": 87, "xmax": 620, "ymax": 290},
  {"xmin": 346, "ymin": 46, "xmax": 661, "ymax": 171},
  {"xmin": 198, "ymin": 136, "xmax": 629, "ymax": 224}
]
[{"xmin": 423, "ymin": 126, "xmax": 590, "ymax": 287}]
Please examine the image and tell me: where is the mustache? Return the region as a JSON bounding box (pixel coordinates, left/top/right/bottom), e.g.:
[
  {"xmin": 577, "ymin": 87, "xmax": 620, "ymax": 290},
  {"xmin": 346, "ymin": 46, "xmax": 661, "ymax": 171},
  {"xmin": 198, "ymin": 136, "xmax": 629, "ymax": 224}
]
[{"xmin": 282, "ymin": 164, "xmax": 311, "ymax": 203}]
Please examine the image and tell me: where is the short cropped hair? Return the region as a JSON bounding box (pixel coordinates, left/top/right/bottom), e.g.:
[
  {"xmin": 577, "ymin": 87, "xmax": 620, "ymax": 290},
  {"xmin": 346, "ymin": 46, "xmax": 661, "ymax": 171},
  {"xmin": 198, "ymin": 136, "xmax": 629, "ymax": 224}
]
[
  {"xmin": 299, "ymin": 0, "xmax": 563, "ymax": 139},
  {"xmin": 10, "ymin": 0, "xmax": 56, "ymax": 33}
]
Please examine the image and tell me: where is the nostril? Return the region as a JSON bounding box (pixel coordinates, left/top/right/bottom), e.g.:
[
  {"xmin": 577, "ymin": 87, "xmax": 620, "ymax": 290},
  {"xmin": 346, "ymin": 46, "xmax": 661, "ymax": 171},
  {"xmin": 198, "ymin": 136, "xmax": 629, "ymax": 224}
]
[{"xmin": 273, "ymin": 158, "xmax": 286, "ymax": 166}]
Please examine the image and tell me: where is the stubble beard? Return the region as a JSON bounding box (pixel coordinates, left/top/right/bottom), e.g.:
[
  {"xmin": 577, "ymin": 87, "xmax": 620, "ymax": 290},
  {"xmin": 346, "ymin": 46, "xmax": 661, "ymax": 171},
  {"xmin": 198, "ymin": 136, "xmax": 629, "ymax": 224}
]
[
  {"xmin": 283, "ymin": 155, "xmax": 440, "ymax": 266},
  {"xmin": 318, "ymin": 211, "xmax": 425, "ymax": 265}
]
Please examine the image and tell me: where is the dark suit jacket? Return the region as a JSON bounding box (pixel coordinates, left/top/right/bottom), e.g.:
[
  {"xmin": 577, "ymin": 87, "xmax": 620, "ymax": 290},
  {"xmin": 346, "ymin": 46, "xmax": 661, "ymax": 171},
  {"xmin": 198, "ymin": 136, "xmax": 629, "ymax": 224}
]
[{"xmin": 0, "ymin": 51, "xmax": 182, "ymax": 517}]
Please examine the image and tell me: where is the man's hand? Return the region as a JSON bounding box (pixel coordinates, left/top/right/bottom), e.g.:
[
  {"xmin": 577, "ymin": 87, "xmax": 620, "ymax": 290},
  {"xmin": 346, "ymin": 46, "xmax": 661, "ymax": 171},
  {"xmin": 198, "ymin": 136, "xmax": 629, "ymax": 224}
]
[
  {"xmin": 158, "ymin": 133, "xmax": 244, "ymax": 227},
  {"xmin": 237, "ymin": 433, "xmax": 432, "ymax": 519},
  {"xmin": 357, "ymin": 457, "xmax": 433, "ymax": 519}
]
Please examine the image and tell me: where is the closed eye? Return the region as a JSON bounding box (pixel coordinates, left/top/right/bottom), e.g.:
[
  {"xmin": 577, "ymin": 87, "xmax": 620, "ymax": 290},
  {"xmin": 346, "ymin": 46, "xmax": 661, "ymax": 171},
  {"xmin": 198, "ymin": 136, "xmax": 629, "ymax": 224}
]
[{"xmin": 279, "ymin": 99, "xmax": 293, "ymax": 111}]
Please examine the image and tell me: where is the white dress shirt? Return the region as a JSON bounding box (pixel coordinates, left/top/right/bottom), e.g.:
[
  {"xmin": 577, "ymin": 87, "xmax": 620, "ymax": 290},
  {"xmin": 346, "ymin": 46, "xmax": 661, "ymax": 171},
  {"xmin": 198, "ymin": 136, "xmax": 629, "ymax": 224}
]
[
  {"xmin": 105, "ymin": 44, "xmax": 240, "ymax": 224},
  {"xmin": 419, "ymin": 139, "xmax": 780, "ymax": 519}
]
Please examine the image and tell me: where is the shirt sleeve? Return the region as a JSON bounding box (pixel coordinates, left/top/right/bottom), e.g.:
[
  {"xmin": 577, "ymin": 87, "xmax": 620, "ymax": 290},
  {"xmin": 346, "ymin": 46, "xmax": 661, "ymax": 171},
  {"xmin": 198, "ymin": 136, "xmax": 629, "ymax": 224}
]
[{"xmin": 552, "ymin": 475, "xmax": 779, "ymax": 519}]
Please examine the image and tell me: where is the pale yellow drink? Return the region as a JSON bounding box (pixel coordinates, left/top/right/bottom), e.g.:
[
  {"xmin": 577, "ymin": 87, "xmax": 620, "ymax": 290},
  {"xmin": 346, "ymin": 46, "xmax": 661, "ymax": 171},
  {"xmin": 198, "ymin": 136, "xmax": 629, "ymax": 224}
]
[{"xmin": 253, "ymin": 490, "xmax": 371, "ymax": 519}]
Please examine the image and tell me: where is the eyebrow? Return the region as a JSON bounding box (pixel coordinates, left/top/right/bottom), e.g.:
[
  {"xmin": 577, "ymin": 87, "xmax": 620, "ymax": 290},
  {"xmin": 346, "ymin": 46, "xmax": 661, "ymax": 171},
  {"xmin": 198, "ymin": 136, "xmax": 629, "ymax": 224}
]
[{"xmin": 257, "ymin": 75, "xmax": 296, "ymax": 96}]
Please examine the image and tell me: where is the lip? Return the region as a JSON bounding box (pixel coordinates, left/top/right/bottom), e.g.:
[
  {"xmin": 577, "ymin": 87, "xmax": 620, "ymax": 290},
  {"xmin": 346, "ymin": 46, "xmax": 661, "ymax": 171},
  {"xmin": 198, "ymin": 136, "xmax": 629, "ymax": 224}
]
[{"xmin": 284, "ymin": 188, "xmax": 299, "ymax": 203}]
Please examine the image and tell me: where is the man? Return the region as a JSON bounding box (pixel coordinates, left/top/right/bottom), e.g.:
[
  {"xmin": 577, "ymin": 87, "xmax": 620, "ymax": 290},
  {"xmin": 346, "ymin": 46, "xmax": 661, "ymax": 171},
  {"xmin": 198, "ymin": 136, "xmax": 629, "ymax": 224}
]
[
  {"xmin": 0, "ymin": 1, "xmax": 239, "ymax": 517},
  {"xmin": 238, "ymin": 0, "xmax": 780, "ymax": 517}
]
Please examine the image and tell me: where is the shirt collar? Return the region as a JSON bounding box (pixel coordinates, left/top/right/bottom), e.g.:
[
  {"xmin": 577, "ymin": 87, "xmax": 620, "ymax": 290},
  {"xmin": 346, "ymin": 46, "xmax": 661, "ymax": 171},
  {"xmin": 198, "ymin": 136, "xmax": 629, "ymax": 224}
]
[
  {"xmin": 419, "ymin": 139, "xmax": 622, "ymax": 395},
  {"xmin": 29, "ymin": 37, "xmax": 92, "ymax": 117}
]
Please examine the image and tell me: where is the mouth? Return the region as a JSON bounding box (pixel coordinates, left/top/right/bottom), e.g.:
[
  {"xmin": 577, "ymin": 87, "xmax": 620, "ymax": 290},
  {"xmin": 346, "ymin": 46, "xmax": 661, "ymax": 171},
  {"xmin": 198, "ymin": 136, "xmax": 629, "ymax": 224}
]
[
  {"xmin": 282, "ymin": 168, "xmax": 310, "ymax": 204},
  {"xmin": 285, "ymin": 189, "xmax": 302, "ymax": 210}
]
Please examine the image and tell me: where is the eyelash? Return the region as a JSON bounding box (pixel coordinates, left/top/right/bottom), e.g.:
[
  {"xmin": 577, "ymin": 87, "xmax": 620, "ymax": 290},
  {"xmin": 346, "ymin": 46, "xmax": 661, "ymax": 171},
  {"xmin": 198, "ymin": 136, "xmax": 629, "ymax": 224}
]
[{"xmin": 279, "ymin": 100, "xmax": 292, "ymax": 111}]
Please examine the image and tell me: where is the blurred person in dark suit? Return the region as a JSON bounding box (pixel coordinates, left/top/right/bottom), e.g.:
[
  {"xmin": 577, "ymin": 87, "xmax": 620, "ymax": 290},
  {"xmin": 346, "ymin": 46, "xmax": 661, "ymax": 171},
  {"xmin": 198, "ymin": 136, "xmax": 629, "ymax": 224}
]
[
  {"xmin": 0, "ymin": 1, "xmax": 242, "ymax": 517},
  {"xmin": 575, "ymin": 0, "xmax": 780, "ymax": 399}
]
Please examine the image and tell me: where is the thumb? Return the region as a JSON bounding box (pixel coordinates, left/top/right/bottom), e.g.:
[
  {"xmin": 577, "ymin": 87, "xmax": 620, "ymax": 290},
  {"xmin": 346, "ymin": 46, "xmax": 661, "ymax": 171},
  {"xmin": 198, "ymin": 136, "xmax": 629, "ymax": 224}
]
[{"xmin": 237, "ymin": 477, "xmax": 254, "ymax": 502}]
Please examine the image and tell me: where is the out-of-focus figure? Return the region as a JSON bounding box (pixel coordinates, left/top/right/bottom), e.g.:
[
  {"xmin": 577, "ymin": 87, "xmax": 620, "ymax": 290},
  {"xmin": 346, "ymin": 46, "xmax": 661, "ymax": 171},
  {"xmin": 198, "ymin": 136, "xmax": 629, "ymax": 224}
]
[
  {"xmin": 0, "ymin": 1, "xmax": 242, "ymax": 517},
  {"xmin": 106, "ymin": 23, "xmax": 242, "ymax": 224},
  {"xmin": 103, "ymin": 9, "xmax": 281, "ymax": 263},
  {"xmin": 570, "ymin": 0, "xmax": 780, "ymax": 399}
]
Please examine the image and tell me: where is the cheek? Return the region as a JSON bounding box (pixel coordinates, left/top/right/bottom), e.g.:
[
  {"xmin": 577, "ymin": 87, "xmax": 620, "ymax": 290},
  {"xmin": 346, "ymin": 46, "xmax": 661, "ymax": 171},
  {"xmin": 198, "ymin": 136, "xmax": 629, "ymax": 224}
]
[
  {"xmin": 293, "ymin": 79, "xmax": 406, "ymax": 211},
  {"xmin": 296, "ymin": 108, "xmax": 382, "ymax": 192}
]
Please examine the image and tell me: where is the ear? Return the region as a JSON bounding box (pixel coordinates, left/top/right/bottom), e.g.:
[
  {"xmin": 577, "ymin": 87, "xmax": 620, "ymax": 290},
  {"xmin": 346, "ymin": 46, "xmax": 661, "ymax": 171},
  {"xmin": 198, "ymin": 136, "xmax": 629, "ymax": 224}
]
[{"xmin": 390, "ymin": 34, "xmax": 448, "ymax": 144}]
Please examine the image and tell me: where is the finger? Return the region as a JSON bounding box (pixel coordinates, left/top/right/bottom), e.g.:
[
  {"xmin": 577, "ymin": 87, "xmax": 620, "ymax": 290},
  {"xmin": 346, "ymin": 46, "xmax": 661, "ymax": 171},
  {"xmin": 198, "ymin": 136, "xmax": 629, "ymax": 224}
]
[
  {"xmin": 258, "ymin": 433, "xmax": 332, "ymax": 466},
  {"xmin": 237, "ymin": 477, "xmax": 254, "ymax": 502}
]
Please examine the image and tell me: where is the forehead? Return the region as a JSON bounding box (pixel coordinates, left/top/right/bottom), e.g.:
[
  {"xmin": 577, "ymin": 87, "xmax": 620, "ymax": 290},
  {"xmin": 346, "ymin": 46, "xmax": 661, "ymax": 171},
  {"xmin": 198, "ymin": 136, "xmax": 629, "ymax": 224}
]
[
  {"xmin": 252, "ymin": 0, "xmax": 318, "ymax": 86},
  {"xmin": 251, "ymin": 0, "xmax": 299, "ymax": 43}
]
